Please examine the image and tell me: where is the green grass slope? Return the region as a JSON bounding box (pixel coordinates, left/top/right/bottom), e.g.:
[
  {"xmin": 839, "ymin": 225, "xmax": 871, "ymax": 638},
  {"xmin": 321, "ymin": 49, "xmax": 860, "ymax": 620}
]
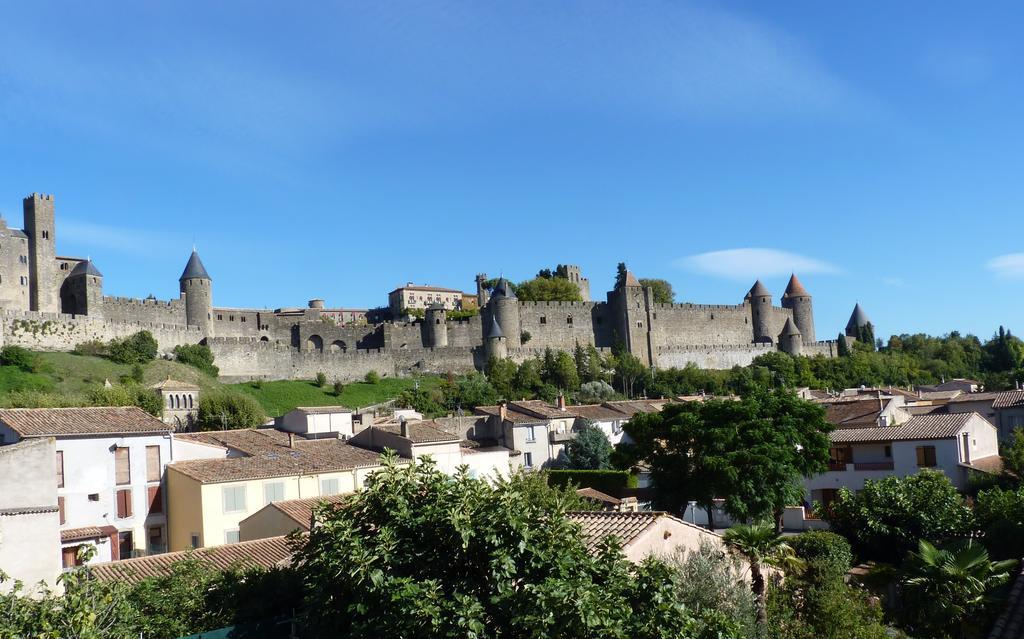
[{"xmin": 229, "ymin": 375, "xmax": 442, "ymax": 417}]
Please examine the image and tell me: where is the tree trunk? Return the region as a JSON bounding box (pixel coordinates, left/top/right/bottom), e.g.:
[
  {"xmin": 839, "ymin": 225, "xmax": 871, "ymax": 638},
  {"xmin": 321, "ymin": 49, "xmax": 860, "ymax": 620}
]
[
  {"xmin": 705, "ymin": 501, "xmax": 715, "ymax": 530},
  {"xmin": 752, "ymin": 564, "xmax": 767, "ymax": 626}
]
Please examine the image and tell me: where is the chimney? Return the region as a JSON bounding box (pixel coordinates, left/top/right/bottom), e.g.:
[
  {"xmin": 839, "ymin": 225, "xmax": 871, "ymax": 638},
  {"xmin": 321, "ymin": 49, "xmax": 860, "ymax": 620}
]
[
  {"xmin": 557, "ymin": 393, "xmax": 566, "ymax": 411},
  {"xmin": 400, "ymin": 415, "xmax": 409, "ymax": 438},
  {"xmin": 498, "ymin": 401, "xmax": 507, "ymax": 422},
  {"xmin": 877, "ymin": 390, "xmax": 883, "ymax": 413},
  {"xmin": 288, "ymin": 432, "xmax": 295, "ymax": 449}
]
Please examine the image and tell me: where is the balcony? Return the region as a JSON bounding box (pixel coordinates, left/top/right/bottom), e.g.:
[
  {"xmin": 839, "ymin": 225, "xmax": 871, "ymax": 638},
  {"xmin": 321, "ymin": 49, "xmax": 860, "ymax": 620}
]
[{"xmin": 827, "ymin": 461, "xmax": 894, "ymax": 472}]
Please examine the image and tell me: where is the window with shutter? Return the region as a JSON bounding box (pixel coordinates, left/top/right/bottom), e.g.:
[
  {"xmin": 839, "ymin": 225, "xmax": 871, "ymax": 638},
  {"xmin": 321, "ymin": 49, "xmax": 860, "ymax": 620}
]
[
  {"xmin": 116, "ymin": 488, "xmax": 133, "ymax": 518},
  {"xmin": 114, "ymin": 447, "xmax": 130, "ymax": 485},
  {"xmin": 148, "ymin": 485, "xmax": 163, "ymax": 514},
  {"xmin": 916, "ymin": 446, "xmax": 937, "ymax": 468},
  {"xmin": 56, "ymin": 451, "xmax": 64, "ymax": 487},
  {"xmin": 146, "ymin": 446, "xmax": 161, "ymax": 482},
  {"xmin": 58, "ymin": 496, "xmax": 65, "ymax": 525}
]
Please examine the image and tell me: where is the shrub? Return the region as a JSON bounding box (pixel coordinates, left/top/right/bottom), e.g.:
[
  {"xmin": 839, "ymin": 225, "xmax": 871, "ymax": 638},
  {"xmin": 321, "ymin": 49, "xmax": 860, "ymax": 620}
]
[
  {"xmin": 789, "ymin": 531, "xmax": 853, "ymax": 582},
  {"xmin": 250, "ymin": 378, "xmax": 263, "ymax": 389},
  {"xmin": 197, "ymin": 392, "xmax": 266, "ymax": 430},
  {"xmin": 130, "ymin": 364, "xmax": 145, "ymax": 384},
  {"xmin": 109, "ymin": 331, "xmax": 158, "ymax": 364},
  {"xmin": 563, "ymin": 422, "xmax": 613, "ymax": 470},
  {"xmin": 172, "ymin": 344, "xmax": 219, "ymax": 377},
  {"xmin": 364, "ymin": 370, "xmax": 380, "ymax": 385},
  {"xmin": 88, "ymin": 383, "xmax": 164, "ymax": 417},
  {"xmin": 333, "ymin": 381, "xmax": 344, "ymax": 396},
  {"xmin": 545, "ymin": 469, "xmax": 638, "ymax": 496},
  {"xmin": 577, "ymin": 380, "xmax": 616, "ymax": 403},
  {"xmin": 668, "ymin": 540, "xmax": 757, "ymax": 639},
  {"xmin": 520, "ymin": 331, "xmax": 532, "ymax": 344},
  {"xmin": 0, "ymin": 346, "xmax": 36, "ymax": 372},
  {"xmin": 315, "ymin": 372, "xmax": 327, "ymax": 388},
  {"xmin": 0, "ymin": 390, "xmax": 84, "ymax": 408},
  {"xmin": 72, "ymin": 339, "xmax": 108, "ymax": 357}
]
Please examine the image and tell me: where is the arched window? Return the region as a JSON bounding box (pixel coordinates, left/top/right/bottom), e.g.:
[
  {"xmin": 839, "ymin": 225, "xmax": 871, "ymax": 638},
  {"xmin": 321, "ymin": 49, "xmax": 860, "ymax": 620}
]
[
  {"xmin": 167, "ymin": 395, "xmax": 173, "ymax": 409},
  {"xmin": 188, "ymin": 395, "xmax": 194, "ymax": 409}
]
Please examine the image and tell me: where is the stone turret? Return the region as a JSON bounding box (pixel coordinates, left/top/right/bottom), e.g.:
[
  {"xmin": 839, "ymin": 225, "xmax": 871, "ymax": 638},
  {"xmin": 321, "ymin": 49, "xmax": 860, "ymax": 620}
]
[
  {"xmin": 179, "ymin": 250, "xmax": 212, "ymax": 335},
  {"xmin": 781, "ymin": 274, "xmax": 814, "ymax": 343},
  {"xmin": 778, "ymin": 317, "xmax": 803, "ymax": 356},
  {"xmin": 425, "ymin": 303, "xmax": 448, "ymax": 348},
  {"xmin": 24, "ymin": 193, "xmax": 57, "ymax": 313},
  {"xmin": 476, "ymin": 273, "xmax": 489, "ymax": 307},
  {"xmin": 60, "ymin": 259, "xmax": 103, "ymax": 318},
  {"xmin": 845, "ymin": 303, "xmax": 871, "ymax": 338},
  {"xmin": 488, "ymin": 278, "xmax": 520, "ymax": 348},
  {"xmin": 485, "ymin": 315, "xmax": 508, "ymax": 360},
  {"xmin": 746, "ymin": 280, "xmax": 773, "ymax": 344}
]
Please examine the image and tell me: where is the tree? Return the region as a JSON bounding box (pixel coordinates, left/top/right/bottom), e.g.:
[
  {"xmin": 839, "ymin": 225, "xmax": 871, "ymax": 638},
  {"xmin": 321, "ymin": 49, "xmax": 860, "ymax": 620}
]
[
  {"xmin": 108, "ymin": 330, "xmax": 158, "ymax": 364},
  {"xmin": 616, "ymin": 390, "xmax": 831, "ymax": 528},
  {"xmin": 856, "ymin": 323, "xmax": 876, "ymax": 352},
  {"xmin": 315, "ymin": 371, "xmax": 327, "ymax": 387},
  {"xmin": 564, "ymin": 421, "xmax": 613, "ymax": 470},
  {"xmin": 544, "ymin": 350, "xmax": 580, "ymax": 391},
  {"xmin": 197, "ymin": 391, "xmax": 267, "ymax": 430},
  {"xmin": 723, "ymin": 523, "xmax": 802, "ymax": 626},
  {"xmin": 1001, "ymin": 428, "xmax": 1024, "ymax": 479},
  {"xmin": 837, "ymin": 333, "xmax": 850, "ymax": 357},
  {"xmin": 615, "ymin": 262, "xmax": 628, "ymax": 288},
  {"xmin": 444, "ymin": 371, "xmax": 499, "ymax": 411},
  {"xmin": 825, "ymin": 470, "xmax": 975, "ymax": 562},
  {"xmin": 333, "ymin": 380, "xmax": 345, "ymax": 397},
  {"xmin": 486, "ymin": 356, "xmax": 518, "ymax": 398},
  {"xmin": 638, "ymin": 278, "xmax": 674, "ymax": 304},
  {"xmin": 612, "ymin": 348, "xmax": 646, "ymax": 398},
  {"xmin": 293, "ymin": 453, "xmax": 709, "ymax": 637},
  {"xmin": 130, "ymin": 363, "xmax": 145, "ymax": 383},
  {"xmin": 514, "ymin": 277, "xmax": 583, "ymax": 302},
  {"xmin": 173, "ymin": 343, "xmax": 219, "ymax": 377},
  {"xmin": 897, "ymin": 539, "xmax": 1016, "ymax": 638},
  {"xmin": 577, "ymin": 380, "xmax": 616, "ymax": 403},
  {"xmin": 668, "ymin": 540, "xmax": 758, "ymax": 639}
]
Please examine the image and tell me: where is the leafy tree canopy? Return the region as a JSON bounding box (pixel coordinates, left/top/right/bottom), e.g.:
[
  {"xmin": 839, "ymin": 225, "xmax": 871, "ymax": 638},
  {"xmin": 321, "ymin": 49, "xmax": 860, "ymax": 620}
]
[
  {"xmin": 638, "ymin": 278, "xmax": 675, "ymax": 304},
  {"xmin": 563, "ymin": 420, "xmax": 613, "ymax": 470},
  {"xmin": 514, "ymin": 276, "xmax": 583, "ymax": 302}
]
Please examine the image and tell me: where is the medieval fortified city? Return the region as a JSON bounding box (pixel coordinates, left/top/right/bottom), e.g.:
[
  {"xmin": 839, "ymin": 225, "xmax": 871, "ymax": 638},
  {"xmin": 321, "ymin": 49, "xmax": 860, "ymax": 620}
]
[{"xmin": 3, "ymin": 4, "xmax": 1024, "ymax": 639}]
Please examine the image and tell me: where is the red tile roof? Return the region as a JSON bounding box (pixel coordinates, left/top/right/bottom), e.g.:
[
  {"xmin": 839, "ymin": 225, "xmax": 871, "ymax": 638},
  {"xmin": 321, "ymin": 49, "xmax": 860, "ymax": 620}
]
[
  {"xmin": 0, "ymin": 407, "xmax": 171, "ymax": 438},
  {"xmin": 830, "ymin": 413, "xmax": 983, "ymax": 444},
  {"xmin": 568, "ymin": 511, "xmax": 716, "ymax": 552},
  {"xmin": 248, "ymin": 493, "xmax": 351, "ymax": 531}
]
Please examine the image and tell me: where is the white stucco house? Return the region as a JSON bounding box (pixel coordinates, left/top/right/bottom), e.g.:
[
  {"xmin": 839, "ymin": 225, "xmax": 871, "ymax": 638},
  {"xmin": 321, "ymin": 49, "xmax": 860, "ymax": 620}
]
[
  {"xmin": 0, "ymin": 406, "xmax": 222, "ymax": 569},
  {"xmin": 0, "ymin": 437, "xmax": 62, "ymax": 592},
  {"xmin": 276, "ymin": 406, "xmax": 354, "ymax": 440},
  {"xmin": 805, "ymin": 412, "xmax": 1000, "ymax": 507}
]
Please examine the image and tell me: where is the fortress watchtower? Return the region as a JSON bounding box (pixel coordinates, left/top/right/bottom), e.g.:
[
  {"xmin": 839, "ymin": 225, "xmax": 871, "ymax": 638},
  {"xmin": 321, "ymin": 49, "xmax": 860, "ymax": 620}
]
[
  {"xmin": 845, "ymin": 303, "xmax": 871, "ymax": 339},
  {"xmin": 781, "ymin": 274, "xmax": 815, "ymax": 343},
  {"xmin": 179, "ymin": 250, "xmax": 212, "ymax": 335},
  {"xmin": 485, "ymin": 315, "xmax": 508, "ymax": 360},
  {"xmin": 60, "ymin": 260, "xmax": 103, "ymax": 318},
  {"xmin": 488, "ymin": 278, "xmax": 520, "ymax": 348},
  {"xmin": 476, "ymin": 273, "xmax": 489, "ymax": 308},
  {"xmin": 556, "ymin": 264, "xmax": 590, "ymax": 301},
  {"xmin": 778, "ymin": 317, "xmax": 803, "ymax": 356},
  {"xmin": 24, "ymin": 193, "xmax": 57, "ymax": 313},
  {"xmin": 425, "ymin": 303, "xmax": 448, "ymax": 348},
  {"xmin": 747, "ymin": 280, "xmax": 773, "ymax": 344}
]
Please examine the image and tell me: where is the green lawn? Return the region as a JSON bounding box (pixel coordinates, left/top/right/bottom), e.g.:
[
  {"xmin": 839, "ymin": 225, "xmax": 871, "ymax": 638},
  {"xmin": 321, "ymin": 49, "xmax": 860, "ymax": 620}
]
[{"xmin": 229, "ymin": 375, "xmax": 443, "ymax": 417}]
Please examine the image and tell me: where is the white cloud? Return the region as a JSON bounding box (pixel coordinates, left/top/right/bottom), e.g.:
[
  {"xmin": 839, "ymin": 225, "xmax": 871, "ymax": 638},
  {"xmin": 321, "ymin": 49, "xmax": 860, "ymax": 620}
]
[
  {"xmin": 987, "ymin": 254, "xmax": 1024, "ymax": 278},
  {"xmin": 59, "ymin": 220, "xmax": 180, "ymax": 257},
  {"xmin": 676, "ymin": 248, "xmax": 841, "ymax": 281}
]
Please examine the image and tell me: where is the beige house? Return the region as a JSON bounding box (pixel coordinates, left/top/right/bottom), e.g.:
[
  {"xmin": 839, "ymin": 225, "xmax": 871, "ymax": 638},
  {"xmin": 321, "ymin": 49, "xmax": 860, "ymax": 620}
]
[
  {"xmin": 239, "ymin": 493, "xmax": 349, "ymax": 541},
  {"xmin": 388, "ymin": 283, "xmax": 465, "ymax": 317},
  {"xmin": 568, "ymin": 511, "xmax": 727, "ymax": 563},
  {"xmin": 166, "ymin": 429, "xmax": 394, "ymax": 551},
  {"xmin": 0, "ymin": 438, "xmax": 61, "ymax": 593}
]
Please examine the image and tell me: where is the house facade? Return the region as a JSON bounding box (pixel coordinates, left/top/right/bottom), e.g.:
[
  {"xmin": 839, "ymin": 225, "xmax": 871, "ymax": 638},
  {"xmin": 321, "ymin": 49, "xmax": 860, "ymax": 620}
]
[{"xmin": 0, "ymin": 438, "xmax": 61, "ymax": 592}]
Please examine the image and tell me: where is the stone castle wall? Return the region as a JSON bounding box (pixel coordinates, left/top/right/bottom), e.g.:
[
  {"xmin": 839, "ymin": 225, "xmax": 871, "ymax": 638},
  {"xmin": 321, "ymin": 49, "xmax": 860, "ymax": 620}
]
[
  {"xmin": 101, "ymin": 295, "xmax": 187, "ymax": 325},
  {"xmin": 516, "ymin": 301, "xmax": 614, "ymax": 350},
  {"xmin": 0, "ymin": 310, "xmax": 201, "ymax": 353}
]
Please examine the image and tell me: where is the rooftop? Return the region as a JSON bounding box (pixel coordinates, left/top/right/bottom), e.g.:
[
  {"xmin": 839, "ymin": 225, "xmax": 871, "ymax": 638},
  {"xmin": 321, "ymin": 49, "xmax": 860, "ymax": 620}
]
[
  {"xmin": 179, "ymin": 250, "xmax": 211, "ymax": 281},
  {"xmin": 821, "ymin": 398, "xmax": 887, "ymax": 429},
  {"xmin": 91, "ymin": 536, "xmax": 293, "ymax": 584},
  {"xmin": 369, "ymin": 420, "xmax": 462, "ymax": 444},
  {"xmin": 245, "ymin": 493, "xmax": 351, "ymax": 532},
  {"xmin": 994, "ymin": 391, "xmax": 1024, "ymax": 409},
  {"xmin": 150, "ymin": 378, "xmax": 200, "ymax": 392},
  {"xmin": 289, "ymin": 406, "xmax": 353, "ymax": 415},
  {"xmin": 0, "ymin": 406, "xmax": 171, "ymax": 438},
  {"xmin": 830, "ymin": 412, "xmax": 983, "ymax": 444},
  {"xmin": 567, "ymin": 511, "xmax": 715, "ymax": 552}
]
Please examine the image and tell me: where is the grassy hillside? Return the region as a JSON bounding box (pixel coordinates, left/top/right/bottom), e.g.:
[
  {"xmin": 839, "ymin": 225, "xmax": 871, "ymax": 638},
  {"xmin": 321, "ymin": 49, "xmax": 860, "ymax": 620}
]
[
  {"xmin": 0, "ymin": 350, "xmax": 439, "ymax": 418},
  {"xmin": 229, "ymin": 375, "xmax": 442, "ymax": 416}
]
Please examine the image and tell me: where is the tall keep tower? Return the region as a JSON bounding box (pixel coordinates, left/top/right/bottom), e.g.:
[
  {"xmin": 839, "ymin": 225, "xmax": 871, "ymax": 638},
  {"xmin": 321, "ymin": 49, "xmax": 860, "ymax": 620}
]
[
  {"xmin": 476, "ymin": 273, "xmax": 489, "ymax": 308},
  {"xmin": 488, "ymin": 278, "xmax": 520, "ymax": 348},
  {"xmin": 180, "ymin": 250, "xmax": 212, "ymax": 335},
  {"xmin": 746, "ymin": 280, "xmax": 773, "ymax": 344},
  {"xmin": 425, "ymin": 303, "xmax": 448, "ymax": 348},
  {"xmin": 24, "ymin": 193, "xmax": 58, "ymax": 313},
  {"xmin": 781, "ymin": 274, "xmax": 815, "ymax": 343},
  {"xmin": 556, "ymin": 264, "xmax": 590, "ymax": 301}
]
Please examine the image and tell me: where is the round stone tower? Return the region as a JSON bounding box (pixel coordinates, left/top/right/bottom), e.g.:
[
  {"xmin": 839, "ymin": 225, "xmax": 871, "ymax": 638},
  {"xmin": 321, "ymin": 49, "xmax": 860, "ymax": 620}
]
[
  {"xmin": 781, "ymin": 274, "xmax": 815, "ymax": 343},
  {"xmin": 845, "ymin": 303, "xmax": 871, "ymax": 338},
  {"xmin": 485, "ymin": 315, "xmax": 508, "ymax": 360},
  {"xmin": 488, "ymin": 278, "xmax": 520, "ymax": 348},
  {"xmin": 746, "ymin": 279, "xmax": 773, "ymax": 344},
  {"xmin": 179, "ymin": 250, "xmax": 212, "ymax": 335},
  {"xmin": 425, "ymin": 303, "xmax": 448, "ymax": 348},
  {"xmin": 778, "ymin": 317, "xmax": 803, "ymax": 356},
  {"xmin": 60, "ymin": 259, "xmax": 104, "ymax": 318}
]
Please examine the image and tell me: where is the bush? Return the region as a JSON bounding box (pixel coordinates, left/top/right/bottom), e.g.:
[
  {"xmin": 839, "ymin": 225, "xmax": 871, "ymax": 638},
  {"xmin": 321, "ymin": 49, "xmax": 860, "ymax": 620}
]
[
  {"xmin": 0, "ymin": 346, "xmax": 36, "ymax": 372},
  {"xmin": 546, "ymin": 469, "xmax": 638, "ymax": 496},
  {"xmin": 72, "ymin": 339, "xmax": 108, "ymax": 358},
  {"xmin": 333, "ymin": 381, "xmax": 345, "ymax": 396},
  {"xmin": 172, "ymin": 344, "xmax": 219, "ymax": 377},
  {"xmin": 315, "ymin": 372, "xmax": 327, "ymax": 388},
  {"xmin": 668, "ymin": 540, "xmax": 757, "ymax": 639},
  {"xmin": 130, "ymin": 364, "xmax": 145, "ymax": 384},
  {"xmin": 789, "ymin": 531, "xmax": 853, "ymax": 582},
  {"xmin": 577, "ymin": 380, "xmax": 616, "ymax": 403},
  {"xmin": 365, "ymin": 370, "xmax": 380, "ymax": 384},
  {"xmin": 88, "ymin": 383, "xmax": 164, "ymax": 417},
  {"xmin": 0, "ymin": 390, "xmax": 84, "ymax": 408},
  {"xmin": 197, "ymin": 392, "xmax": 266, "ymax": 430},
  {"xmin": 563, "ymin": 423, "xmax": 613, "ymax": 470},
  {"xmin": 109, "ymin": 331, "xmax": 158, "ymax": 364}
]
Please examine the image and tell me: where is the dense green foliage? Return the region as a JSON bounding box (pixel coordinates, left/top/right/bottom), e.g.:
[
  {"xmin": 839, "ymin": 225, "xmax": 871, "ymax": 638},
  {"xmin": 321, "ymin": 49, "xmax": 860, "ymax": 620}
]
[
  {"xmin": 975, "ymin": 485, "xmax": 1024, "ymax": 559},
  {"xmin": 787, "ymin": 531, "xmax": 854, "ymax": 583},
  {"xmin": 825, "ymin": 470, "xmax": 975, "ymax": 563},
  {"xmin": 616, "ymin": 389, "xmax": 832, "ymax": 526},
  {"xmin": 638, "ymin": 278, "xmax": 675, "ymax": 304},
  {"xmin": 108, "ymin": 330, "xmax": 158, "ymax": 365},
  {"xmin": 514, "ymin": 275, "xmax": 584, "ymax": 302},
  {"xmin": 0, "ymin": 345, "xmax": 38, "ymax": 372},
  {"xmin": 668, "ymin": 541, "xmax": 757, "ymax": 639},
  {"xmin": 295, "ymin": 454, "xmax": 716, "ymax": 638},
  {"xmin": 563, "ymin": 421, "xmax": 613, "ymax": 470},
  {"xmin": 90, "ymin": 382, "xmax": 164, "ymax": 417},
  {"xmin": 546, "ymin": 469, "xmax": 639, "ymax": 494},
  {"xmin": 364, "ymin": 370, "xmax": 380, "ymax": 384},
  {"xmin": 172, "ymin": 343, "xmax": 219, "ymax": 377},
  {"xmin": 197, "ymin": 391, "xmax": 267, "ymax": 430}
]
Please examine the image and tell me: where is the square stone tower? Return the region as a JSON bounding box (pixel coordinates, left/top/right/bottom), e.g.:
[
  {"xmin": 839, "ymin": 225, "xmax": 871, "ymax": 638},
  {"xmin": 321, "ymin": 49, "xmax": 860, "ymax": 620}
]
[{"xmin": 23, "ymin": 193, "xmax": 58, "ymax": 313}]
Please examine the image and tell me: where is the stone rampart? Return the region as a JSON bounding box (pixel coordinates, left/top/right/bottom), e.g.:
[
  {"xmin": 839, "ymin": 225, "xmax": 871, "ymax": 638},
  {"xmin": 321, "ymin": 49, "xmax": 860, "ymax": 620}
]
[
  {"xmin": 101, "ymin": 295, "xmax": 187, "ymax": 325},
  {"xmin": 654, "ymin": 343, "xmax": 777, "ymax": 369},
  {"xmin": 0, "ymin": 310, "xmax": 201, "ymax": 352}
]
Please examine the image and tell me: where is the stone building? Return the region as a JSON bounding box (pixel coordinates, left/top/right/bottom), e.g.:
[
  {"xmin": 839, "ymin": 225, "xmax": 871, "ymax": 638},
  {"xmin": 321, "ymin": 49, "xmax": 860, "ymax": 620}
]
[
  {"xmin": 388, "ymin": 283, "xmax": 466, "ymax": 317},
  {"xmin": 150, "ymin": 379, "xmax": 200, "ymax": 429}
]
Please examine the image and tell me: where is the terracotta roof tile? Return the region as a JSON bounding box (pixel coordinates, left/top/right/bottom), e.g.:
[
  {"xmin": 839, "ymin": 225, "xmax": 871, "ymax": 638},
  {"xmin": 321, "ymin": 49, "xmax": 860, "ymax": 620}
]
[
  {"xmin": 568, "ymin": 511, "xmax": 716, "ymax": 552},
  {"xmin": 61, "ymin": 526, "xmax": 111, "ymax": 542},
  {"xmin": 252, "ymin": 494, "xmax": 351, "ymax": 531},
  {"xmin": 91, "ymin": 537, "xmax": 293, "ymax": 584},
  {"xmin": 830, "ymin": 413, "xmax": 980, "ymax": 444},
  {"xmin": 370, "ymin": 420, "xmax": 461, "ymax": 444},
  {"xmin": 149, "ymin": 379, "xmax": 200, "ymax": 391},
  {"xmin": 822, "ymin": 399, "xmax": 884, "ymax": 429},
  {"xmin": 0, "ymin": 407, "xmax": 170, "ymax": 438},
  {"xmin": 994, "ymin": 391, "xmax": 1024, "ymax": 409}
]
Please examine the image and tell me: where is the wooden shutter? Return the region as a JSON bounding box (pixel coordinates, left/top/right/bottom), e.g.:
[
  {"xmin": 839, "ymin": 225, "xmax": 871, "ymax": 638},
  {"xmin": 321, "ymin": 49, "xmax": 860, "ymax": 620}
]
[
  {"xmin": 56, "ymin": 451, "xmax": 64, "ymax": 487},
  {"xmin": 62, "ymin": 546, "xmax": 79, "ymax": 568},
  {"xmin": 58, "ymin": 496, "xmax": 65, "ymax": 525},
  {"xmin": 116, "ymin": 488, "xmax": 133, "ymax": 518},
  {"xmin": 115, "ymin": 447, "xmax": 130, "ymax": 485},
  {"xmin": 916, "ymin": 447, "xmax": 925, "ymax": 466},
  {"xmin": 147, "ymin": 485, "xmax": 163, "ymax": 514},
  {"xmin": 146, "ymin": 446, "xmax": 161, "ymax": 482}
]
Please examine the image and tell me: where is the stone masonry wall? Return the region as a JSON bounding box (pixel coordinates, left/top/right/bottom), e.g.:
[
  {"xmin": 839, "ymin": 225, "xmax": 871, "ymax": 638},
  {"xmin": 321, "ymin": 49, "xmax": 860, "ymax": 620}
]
[
  {"xmin": 0, "ymin": 310, "xmax": 202, "ymax": 353},
  {"xmin": 102, "ymin": 295, "xmax": 187, "ymax": 325}
]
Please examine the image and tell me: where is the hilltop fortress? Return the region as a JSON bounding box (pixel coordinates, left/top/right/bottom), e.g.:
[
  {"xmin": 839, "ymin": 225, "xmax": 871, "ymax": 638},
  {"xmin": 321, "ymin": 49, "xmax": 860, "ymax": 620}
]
[{"xmin": 0, "ymin": 193, "xmax": 862, "ymax": 381}]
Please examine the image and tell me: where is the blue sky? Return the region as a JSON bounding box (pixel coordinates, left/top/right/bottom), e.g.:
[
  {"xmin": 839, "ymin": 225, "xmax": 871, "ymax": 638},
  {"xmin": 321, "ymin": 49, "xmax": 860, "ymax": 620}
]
[{"xmin": 1, "ymin": 1, "xmax": 1022, "ymax": 341}]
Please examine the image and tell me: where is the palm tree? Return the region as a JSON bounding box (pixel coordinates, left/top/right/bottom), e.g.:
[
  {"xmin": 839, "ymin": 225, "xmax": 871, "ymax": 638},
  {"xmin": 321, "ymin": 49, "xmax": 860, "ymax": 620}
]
[
  {"xmin": 899, "ymin": 539, "xmax": 1017, "ymax": 638},
  {"xmin": 722, "ymin": 523, "xmax": 803, "ymax": 626}
]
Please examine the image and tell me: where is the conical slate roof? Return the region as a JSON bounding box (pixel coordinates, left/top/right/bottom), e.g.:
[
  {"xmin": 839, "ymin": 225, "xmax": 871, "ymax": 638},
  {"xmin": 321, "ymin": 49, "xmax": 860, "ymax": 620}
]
[
  {"xmin": 748, "ymin": 279, "xmax": 771, "ymax": 298},
  {"xmin": 179, "ymin": 251, "xmax": 211, "ymax": 281},
  {"xmin": 490, "ymin": 278, "xmax": 516, "ymax": 300},
  {"xmin": 846, "ymin": 304, "xmax": 871, "ymax": 332},
  {"xmin": 782, "ymin": 274, "xmax": 809, "ymax": 299},
  {"xmin": 780, "ymin": 317, "xmax": 801, "ymax": 336},
  {"xmin": 486, "ymin": 316, "xmax": 505, "ymax": 339},
  {"xmin": 69, "ymin": 259, "xmax": 102, "ymax": 278}
]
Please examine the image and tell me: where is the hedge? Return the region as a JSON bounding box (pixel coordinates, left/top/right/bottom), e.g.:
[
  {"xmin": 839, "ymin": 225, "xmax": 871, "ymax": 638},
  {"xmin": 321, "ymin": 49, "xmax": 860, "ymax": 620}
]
[{"xmin": 546, "ymin": 469, "xmax": 638, "ymax": 496}]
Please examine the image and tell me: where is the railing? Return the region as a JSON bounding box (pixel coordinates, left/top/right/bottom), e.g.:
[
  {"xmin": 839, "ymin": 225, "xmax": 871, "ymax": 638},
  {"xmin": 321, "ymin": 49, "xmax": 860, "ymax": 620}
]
[
  {"xmin": 853, "ymin": 461, "xmax": 894, "ymax": 471},
  {"xmin": 828, "ymin": 461, "xmax": 847, "ymax": 471}
]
